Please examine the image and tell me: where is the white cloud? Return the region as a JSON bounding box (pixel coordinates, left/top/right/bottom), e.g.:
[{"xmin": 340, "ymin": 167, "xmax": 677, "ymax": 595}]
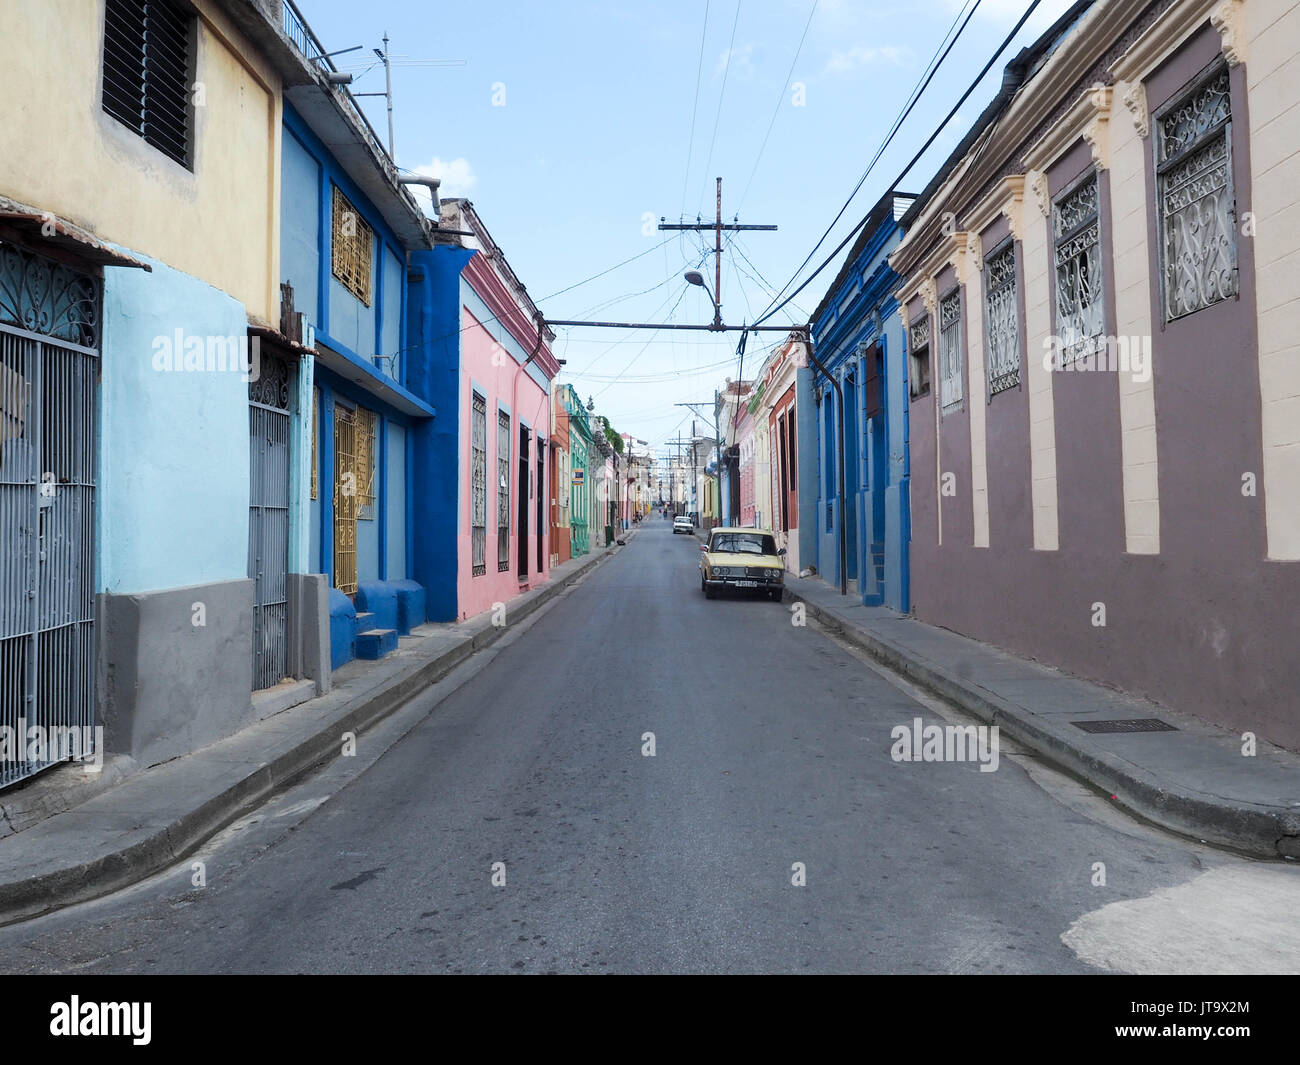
[
  {"xmin": 824, "ymin": 44, "xmax": 911, "ymax": 75},
  {"xmin": 412, "ymin": 156, "xmax": 478, "ymax": 200}
]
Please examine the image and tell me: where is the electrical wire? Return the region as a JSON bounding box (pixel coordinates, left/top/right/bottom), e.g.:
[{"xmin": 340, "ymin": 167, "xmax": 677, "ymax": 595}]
[
  {"xmin": 754, "ymin": 0, "xmax": 985, "ymax": 322},
  {"xmin": 736, "ymin": 0, "xmax": 819, "ymax": 213},
  {"xmin": 696, "ymin": 0, "xmax": 743, "ymax": 217},
  {"xmin": 754, "ymin": 0, "xmax": 1043, "ymax": 328},
  {"xmin": 679, "ymin": 0, "xmax": 712, "ymax": 219}
]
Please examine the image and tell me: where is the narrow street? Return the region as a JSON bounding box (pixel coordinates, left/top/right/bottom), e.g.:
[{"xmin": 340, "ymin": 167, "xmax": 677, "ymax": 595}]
[{"xmin": 0, "ymin": 520, "xmax": 1281, "ymax": 976}]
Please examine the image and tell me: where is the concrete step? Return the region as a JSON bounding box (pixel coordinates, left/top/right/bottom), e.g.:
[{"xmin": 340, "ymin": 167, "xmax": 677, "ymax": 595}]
[{"xmin": 355, "ymin": 628, "xmax": 398, "ymax": 660}]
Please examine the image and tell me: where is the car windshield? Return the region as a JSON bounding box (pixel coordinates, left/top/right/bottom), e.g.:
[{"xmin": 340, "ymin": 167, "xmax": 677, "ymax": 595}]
[{"xmin": 710, "ymin": 533, "xmax": 777, "ymax": 555}]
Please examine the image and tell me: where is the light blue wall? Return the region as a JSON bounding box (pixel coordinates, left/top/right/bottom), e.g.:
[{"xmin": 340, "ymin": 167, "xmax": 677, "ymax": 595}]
[
  {"xmin": 382, "ymin": 245, "xmax": 402, "ymax": 381},
  {"xmin": 99, "ymin": 259, "xmax": 249, "ymax": 594},
  {"xmin": 309, "ymin": 472, "xmax": 322, "ymax": 574},
  {"xmin": 288, "ymin": 349, "xmax": 313, "ymax": 574},
  {"xmin": 281, "ymin": 131, "xmax": 320, "ymax": 328},
  {"xmin": 328, "ymin": 237, "xmax": 377, "ymax": 360},
  {"xmin": 386, "ymin": 421, "xmax": 406, "ymax": 578}
]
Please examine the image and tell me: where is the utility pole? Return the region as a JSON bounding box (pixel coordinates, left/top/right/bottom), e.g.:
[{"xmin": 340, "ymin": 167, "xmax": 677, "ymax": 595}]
[
  {"xmin": 677, "ymin": 395, "xmax": 723, "ymax": 531},
  {"xmin": 657, "ymin": 178, "xmax": 778, "ymax": 330},
  {"xmin": 382, "ymin": 32, "xmax": 394, "ymax": 158}
]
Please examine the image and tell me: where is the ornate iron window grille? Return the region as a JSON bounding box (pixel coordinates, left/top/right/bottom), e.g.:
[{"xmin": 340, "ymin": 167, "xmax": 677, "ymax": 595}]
[
  {"xmin": 984, "ymin": 244, "xmax": 1021, "ymax": 396},
  {"xmin": 0, "ymin": 240, "xmax": 101, "ymax": 349},
  {"xmin": 333, "ymin": 404, "xmax": 358, "ymax": 597},
  {"xmin": 331, "ymin": 185, "xmax": 373, "ymax": 306},
  {"xmin": 471, "ymin": 394, "xmax": 487, "ymax": 576},
  {"xmin": 908, "ymin": 316, "xmax": 931, "ymax": 399},
  {"xmin": 939, "ymin": 292, "xmax": 963, "ymax": 411},
  {"xmin": 355, "ymin": 406, "xmax": 376, "ymax": 520},
  {"xmin": 249, "ymin": 349, "xmax": 293, "ymax": 411},
  {"xmin": 1156, "ymin": 64, "xmax": 1237, "ymax": 321},
  {"xmin": 497, "ymin": 409, "xmax": 511, "ymax": 571},
  {"xmin": 1052, "ymin": 174, "xmax": 1104, "ymax": 366}
]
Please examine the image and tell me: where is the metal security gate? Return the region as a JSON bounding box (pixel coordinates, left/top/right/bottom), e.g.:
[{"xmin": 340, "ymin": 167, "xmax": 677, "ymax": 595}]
[
  {"xmin": 248, "ymin": 350, "xmax": 294, "ymax": 691},
  {"xmin": 0, "ymin": 240, "xmax": 99, "ymax": 789}
]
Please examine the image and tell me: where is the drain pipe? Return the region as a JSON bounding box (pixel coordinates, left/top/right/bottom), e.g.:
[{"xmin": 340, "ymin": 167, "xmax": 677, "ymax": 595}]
[
  {"xmin": 801, "ymin": 327, "xmax": 847, "ymax": 596},
  {"xmin": 397, "ymin": 175, "xmax": 441, "ymax": 222}
]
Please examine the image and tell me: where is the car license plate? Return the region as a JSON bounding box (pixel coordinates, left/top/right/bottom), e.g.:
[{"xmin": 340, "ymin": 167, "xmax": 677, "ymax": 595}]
[{"xmin": 734, "ymin": 580, "xmax": 757, "ymax": 588}]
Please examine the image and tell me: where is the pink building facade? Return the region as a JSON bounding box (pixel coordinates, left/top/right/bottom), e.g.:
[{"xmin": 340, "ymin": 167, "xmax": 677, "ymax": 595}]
[{"xmin": 451, "ymin": 204, "xmax": 559, "ymax": 621}]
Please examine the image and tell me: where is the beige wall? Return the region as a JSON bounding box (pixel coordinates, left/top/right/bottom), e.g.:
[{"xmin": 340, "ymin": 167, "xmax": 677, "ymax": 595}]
[
  {"xmin": 0, "ymin": 0, "xmax": 280, "ymax": 322},
  {"xmin": 1020, "ymin": 173, "xmax": 1060, "ymax": 551},
  {"xmin": 1246, "ymin": 0, "xmax": 1300, "ymax": 559},
  {"xmin": 1108, "ymin": 82, "xmax": 1161, "ymax": 555}
]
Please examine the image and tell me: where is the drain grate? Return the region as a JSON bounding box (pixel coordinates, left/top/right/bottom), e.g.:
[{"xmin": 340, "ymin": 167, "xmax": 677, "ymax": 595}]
[{"xmin": 1071, "ymin": 718, "xmax": 1177, "ymax": 734}]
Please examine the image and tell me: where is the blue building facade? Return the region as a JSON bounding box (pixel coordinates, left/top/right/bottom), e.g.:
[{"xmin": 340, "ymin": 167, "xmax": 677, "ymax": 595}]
[
  {"xmin": 808, "ymin": 192, "xmax": 914, "ymax": 611},
  {"xmin": 279, "ymin": 102, "xmax": 437, "ymax": 668}
]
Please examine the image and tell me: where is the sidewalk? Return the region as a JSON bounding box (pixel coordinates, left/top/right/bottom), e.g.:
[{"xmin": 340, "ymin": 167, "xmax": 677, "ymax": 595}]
[
  {"xmin": 0, "ymin": 531, "xmax": 636, "ymax": 926},
  {"xmin": 784, "ymin": 574, "xmax": 1300, "ymax": 859}
]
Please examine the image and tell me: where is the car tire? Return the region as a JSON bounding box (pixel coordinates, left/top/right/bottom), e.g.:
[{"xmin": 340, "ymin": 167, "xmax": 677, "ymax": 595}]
[{"xmin": 770, "ymin": 588, "xmax": 783, "ymax": 603}]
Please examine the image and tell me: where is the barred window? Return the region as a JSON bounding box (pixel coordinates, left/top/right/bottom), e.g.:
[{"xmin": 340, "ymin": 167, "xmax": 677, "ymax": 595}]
[
  {"xmin": 331, "ymin": 185, "xmax": 373, "ymax": 306},
  {"xmin": 909, "ymin": 316, "xmax": 931, "ymax": 399},
  {"xmin": 497, "ymin": 409, "xmax": 511, "ymax": 571},
  {"xmin": 984, "ymin": 244, "xmax": 1021, "ymax": 395},
  {"xmin": 1052, "ymin": 173, "xmax": 1104, "ymax": 365},
  {"xmin": 102, "ymin": 0, "xmax": 194, "ymax": 168},
  {"xmin": 938, "ymin": 291, "xmax": 963, "ymax": 411},
  {"xmin": 471, "ymin": 394, "xmax": 487, "ymax": 576},
  {"xmin": 355, "ymin": 406, "xmax": 376, "ymax": 520},
  {"xmin": 1156, "ymin": 64, "xmax": 1237, "ymax": 321}
]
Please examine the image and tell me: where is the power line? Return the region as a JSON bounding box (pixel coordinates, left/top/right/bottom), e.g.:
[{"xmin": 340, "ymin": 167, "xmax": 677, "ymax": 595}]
[
  {"xmin": 679, "ymin": 0, "xmax": 712, "ymax": 219},
  {"xmin": 736, "ymin": 0, "xmax": 818, "ymax": 213},
  {"xmin": 696, "ymin": 0, "xmax": 742, "ymax": 216},
  {"xmin": 730, "ymin": 235, "xmax": 808, "ymax": 319},
  {"xmin": 754, "ymin": 0, "xmax": 1043, "ymax": 328},
  {"xmin": 754, "ymin": 0, "xmax": 984, "ymax": 323}
]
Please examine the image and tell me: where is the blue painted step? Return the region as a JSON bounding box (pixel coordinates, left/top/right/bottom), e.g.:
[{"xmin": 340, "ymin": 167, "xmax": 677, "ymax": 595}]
[{"xmin": 356, "ymin": 628, "xmax": 398, "ymax": 660}]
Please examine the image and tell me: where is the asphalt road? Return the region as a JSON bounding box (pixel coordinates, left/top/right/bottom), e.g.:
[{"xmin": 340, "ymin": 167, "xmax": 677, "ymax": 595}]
[{"xmin": 0, "ymin": 519, "xmax": 1292, "ymax": 974}]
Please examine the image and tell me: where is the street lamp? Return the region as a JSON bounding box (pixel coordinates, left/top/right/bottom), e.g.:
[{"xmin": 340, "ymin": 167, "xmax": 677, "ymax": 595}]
[{"xmin": 684, "ymin": 270, "xmax": 723, "ymax": 330}]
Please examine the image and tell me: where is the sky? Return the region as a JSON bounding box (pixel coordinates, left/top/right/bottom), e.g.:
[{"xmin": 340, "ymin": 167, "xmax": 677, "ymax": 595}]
[{"xmin": 299, "ymin": 0, "xmax": 1079, "ymax": 460}]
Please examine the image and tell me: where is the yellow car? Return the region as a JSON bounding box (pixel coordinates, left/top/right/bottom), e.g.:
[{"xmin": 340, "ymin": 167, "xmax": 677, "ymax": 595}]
[{"xmin": 699, "ymin": 527, "xmax": 787, "ymax": 602}]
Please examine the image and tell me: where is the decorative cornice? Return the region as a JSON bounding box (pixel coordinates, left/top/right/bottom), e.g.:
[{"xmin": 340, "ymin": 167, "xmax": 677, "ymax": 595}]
[
  {"xmin": 962, "ymin": 174, "xmax": 1026, "ymax": 242},
  {"xmin": 1001, "ymin": 177, "xmax": 1027, "ymax": 242},
  {"xmin": 1027, "ymin": 168, "xmax": 1051, "ymax": 217},
  {"xmin": 1111, "ymin": 0, "xmax": 1220, "ymax": 81},
  {"xmin": 462, "ymin": 250, "xmax": 558, "ymax": 376},
  {"xmin": 1119, "ymin": 78, "xmax": 1149, "ymax": 137},
  {"xmin": 1211, "ymin": 0, "xmax": 1245, "ymax": 66},
  {"xmin": 1024, "ymin": 82, "xmax": 1115, "ymax": 172},
  {"xmin": 920, "ymin": 278, "xmax": 938, "ymax": 318},
  {"xmin": 949, "ymin": 231, "xmax": 983, "ymax": 286}
]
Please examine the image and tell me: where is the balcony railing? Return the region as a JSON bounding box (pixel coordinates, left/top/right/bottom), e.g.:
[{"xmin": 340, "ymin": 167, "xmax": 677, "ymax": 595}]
[{"xmin": 281, "ymin": 0, "xmax": 395, "ymax": 170}]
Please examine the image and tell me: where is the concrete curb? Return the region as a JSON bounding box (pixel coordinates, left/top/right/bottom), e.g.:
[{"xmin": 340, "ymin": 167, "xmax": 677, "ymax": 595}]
[
  {"xmin": 0, "ymin": 535, "xmax": 634, "ymax": 927},
  {"xmin": 785, "ymin": 588, "xmax": 1300, "ymax": 860}
]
